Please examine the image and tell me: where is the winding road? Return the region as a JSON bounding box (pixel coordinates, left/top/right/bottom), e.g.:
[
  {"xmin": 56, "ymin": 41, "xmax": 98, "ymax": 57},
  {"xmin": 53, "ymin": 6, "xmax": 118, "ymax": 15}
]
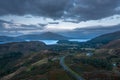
[{"xmin": 60, "ymin": 55, "xmax": 85, "ymax": 80}]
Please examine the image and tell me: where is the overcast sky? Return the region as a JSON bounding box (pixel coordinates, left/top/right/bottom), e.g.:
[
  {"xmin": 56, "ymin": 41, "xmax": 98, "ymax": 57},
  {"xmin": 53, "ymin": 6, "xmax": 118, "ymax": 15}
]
[{"xmin": 0, "ymin": 0, "xmax": 120, "ymax": 36}]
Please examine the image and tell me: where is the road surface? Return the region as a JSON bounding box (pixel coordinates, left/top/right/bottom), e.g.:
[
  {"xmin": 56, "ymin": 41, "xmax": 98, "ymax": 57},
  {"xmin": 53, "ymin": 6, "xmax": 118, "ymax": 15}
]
[{"xmin": 60, "ymin": 55, "xmax": 85, "ymax": 80}]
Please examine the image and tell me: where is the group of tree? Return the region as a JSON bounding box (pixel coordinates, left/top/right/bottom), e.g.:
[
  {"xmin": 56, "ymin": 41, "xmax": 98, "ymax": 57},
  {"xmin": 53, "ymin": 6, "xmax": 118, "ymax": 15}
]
[{"xmin": 73, "ymin": 57, "xmax": 113, "ymax": 70}]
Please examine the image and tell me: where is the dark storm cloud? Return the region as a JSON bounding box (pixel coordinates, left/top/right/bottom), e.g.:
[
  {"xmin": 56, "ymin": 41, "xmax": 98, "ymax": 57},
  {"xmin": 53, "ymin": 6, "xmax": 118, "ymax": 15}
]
[
  {"xmin": 71, "ymin": 0, "xmax": 120, "ymax": 20},
  {"xmin": 0, "ymin": 0, "xmax": 69, "ymax": 19},
  {"xmin": 74, "ymin": 24, "xmax": 120, "ymax": 31},
  {"xmin": 20, "ymin": 24, "xmax": 45, "ymax": 30},
  {"xmin": 0, "ymin": 19, "xmax": 46, "ymax": 36},
  {"xmin": 0, "ymin": 0, "xmax": 120, "ymax": 20},
  {"xmin": 0, "ymin": 20, "xmax": 11, "ymax": 30},
  {"xmin": 0, "ymin": 20, "xmax": 10, "ymax": 23},
  {"xmin": 48, "ymin": 22, "xmax": 59, "ymax": 24},
  {"xmin": 63, "ymin": 20, "xmax": 79, "ymax": 23},
  {"xmin": 39, "ymin": 24, "xmax": 48, "ymax": 27},
  {"xmin": 0, "ymin": 19, "xmax": 45, "ymax": 31}
]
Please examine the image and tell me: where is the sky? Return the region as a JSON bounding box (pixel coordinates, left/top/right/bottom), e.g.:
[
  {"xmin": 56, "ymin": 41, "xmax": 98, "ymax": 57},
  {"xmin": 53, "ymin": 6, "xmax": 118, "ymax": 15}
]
[{"xmin": 0, "ymin": 0, "xmax": 120, "ymax": 37}]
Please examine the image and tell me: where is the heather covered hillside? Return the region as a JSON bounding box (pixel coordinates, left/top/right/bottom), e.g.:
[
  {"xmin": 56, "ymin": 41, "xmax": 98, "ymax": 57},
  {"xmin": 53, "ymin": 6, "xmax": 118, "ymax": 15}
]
[
  {"xmin": 103, "ymin": 39, "xmax": 120, "ymax": 49},
  {"xmin": 0, "ymin": 41, "xmax": 46, "ymax": 55}
]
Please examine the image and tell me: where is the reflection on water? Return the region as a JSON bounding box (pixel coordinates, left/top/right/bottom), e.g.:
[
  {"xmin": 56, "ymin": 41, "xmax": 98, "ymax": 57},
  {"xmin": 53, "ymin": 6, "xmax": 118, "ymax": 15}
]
[
  {"xmin": 0, "ymin": 39, "xmax": 90, "ymax": 45},
  {"xmin": 39, "ymin": 40, "xmax": 58, "ymax": 45},
  {"xmin": 39, "ymin": 39, "xmax": 89, "ymax": 45},
  {"xmin": 69, "ymin": 39, "xmax": 90, "ymax": 42}
]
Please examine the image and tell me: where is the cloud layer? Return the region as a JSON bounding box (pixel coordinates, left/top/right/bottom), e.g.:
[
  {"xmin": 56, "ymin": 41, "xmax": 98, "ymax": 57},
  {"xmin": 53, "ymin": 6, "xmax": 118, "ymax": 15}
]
[
  {"xmin": 0, "ymin": 0, "xmax": 120, "ymax": 20},
  {"xmin": 0, "ymin": 0, "xmax": 120, "ymax": 37}
]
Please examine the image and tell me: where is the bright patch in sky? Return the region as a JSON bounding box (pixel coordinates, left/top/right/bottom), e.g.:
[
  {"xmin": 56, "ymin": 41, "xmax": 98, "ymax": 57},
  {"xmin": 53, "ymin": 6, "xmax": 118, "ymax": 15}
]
[{"xmin": 0, "ymin": 14, "xmax": 120, "ymax": 33}]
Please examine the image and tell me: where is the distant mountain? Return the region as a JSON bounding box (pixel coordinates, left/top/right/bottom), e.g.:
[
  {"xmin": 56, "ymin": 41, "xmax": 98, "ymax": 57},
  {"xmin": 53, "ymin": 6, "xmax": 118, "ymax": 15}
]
[
  {"xmin": 86, "ymin": 31, "xmax": 120, "ymax": 48},
  {"xmin": 0, "ymin": 36, "xmax": 14, "ymax": 42},
  {"xmin": 17, "ymin": 32, "xmax": 70, "ymax": 40},
  {"xmin": 61, "ymin": 24, "xmax": 120, "ymax": 39}
]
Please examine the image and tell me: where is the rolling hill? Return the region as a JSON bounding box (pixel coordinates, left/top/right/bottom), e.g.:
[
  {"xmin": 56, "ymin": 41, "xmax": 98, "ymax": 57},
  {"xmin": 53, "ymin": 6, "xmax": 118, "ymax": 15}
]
[
  {"xmin": 0, "ymin": 41, "xmax": 46, "ymax": 55},
  {"xmin": 0, "ymin": 41, "xmax": 71, "ymax": 80}
]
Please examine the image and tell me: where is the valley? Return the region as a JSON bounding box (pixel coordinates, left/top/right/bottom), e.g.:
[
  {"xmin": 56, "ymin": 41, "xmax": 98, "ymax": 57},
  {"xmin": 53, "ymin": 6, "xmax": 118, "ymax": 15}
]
[{"xmin": 0, "ymin": 31, "xmax": 120, "ymax": 80}]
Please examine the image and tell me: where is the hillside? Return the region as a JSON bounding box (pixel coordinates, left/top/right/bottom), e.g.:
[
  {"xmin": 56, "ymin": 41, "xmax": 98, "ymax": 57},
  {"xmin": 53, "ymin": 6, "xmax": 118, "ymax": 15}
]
[
  {"xmin": 0, "ymin": 41, "xmax": 46, "ymax": 55},
  {"xmin": 18, "ymin": 32, "xmax": 70, "ymax": 40},
  {"xmin": 103, "ymin": 39, "xmax": 120, "ymax": 49},
  {"xmin": 88, "ymin": 31, "xmax": 120, "ymax": 44},
  {"xmin": 87, "ymin": 31, "xmax": 120, "ymax": 48},
  {"xmin": 0, "ymin": 41, "xmax": 72, "ymax": 80}
]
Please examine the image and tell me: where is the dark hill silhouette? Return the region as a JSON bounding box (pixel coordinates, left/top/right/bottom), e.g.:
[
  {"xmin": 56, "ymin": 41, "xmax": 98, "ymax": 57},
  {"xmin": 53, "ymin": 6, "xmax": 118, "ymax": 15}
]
[
  {"xmin": 88, "ymin": 31, "xmax": 120, "ymax": 44},
  {"xmin": 86, "ymin": 31, "xmax": 120, "ymax": 48}
]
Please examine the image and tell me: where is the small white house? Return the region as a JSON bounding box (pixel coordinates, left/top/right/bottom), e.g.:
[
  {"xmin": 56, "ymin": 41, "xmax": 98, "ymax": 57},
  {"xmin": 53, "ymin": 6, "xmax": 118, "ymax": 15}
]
[{"xmin": 86, "ymin": 53, "xmax": 93, "ymax": 56}]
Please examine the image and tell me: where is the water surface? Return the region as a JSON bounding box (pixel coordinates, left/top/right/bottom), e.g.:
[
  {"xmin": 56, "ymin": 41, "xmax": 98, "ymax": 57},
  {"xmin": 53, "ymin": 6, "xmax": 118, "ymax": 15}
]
[{"xmin": 0, "ymin": 39, "xmax": 90, "ymax": 45}]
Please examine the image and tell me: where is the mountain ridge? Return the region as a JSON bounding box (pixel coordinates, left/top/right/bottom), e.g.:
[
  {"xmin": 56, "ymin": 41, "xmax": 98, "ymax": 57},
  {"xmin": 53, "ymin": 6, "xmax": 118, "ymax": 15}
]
[
  {"xmin": 86, "ymin": 30, "xmax": 120, "ymax": 48},
  {"xmin": 0, "ymin": 32, "xmax": 71, "ymax": 42},
  {"xmin": 88, "ymin": 30, "xmax": 120, "ymax": 44},
  {"xmin": 17, "ymin": 32, "xmax": 70, "ymax": 40}
]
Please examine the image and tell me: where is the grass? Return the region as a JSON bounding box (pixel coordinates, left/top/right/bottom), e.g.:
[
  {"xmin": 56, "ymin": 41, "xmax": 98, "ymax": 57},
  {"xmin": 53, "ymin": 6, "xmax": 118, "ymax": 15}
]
[
  {"xmin": 31, "ymin": 58, "xmax": 48, "ymax": 66},
  {"xmin": 26, "ymin": 58, "xmax": 48, "ymax": 72},
  {"xmin": 48, "ymin": 69, "xmax": 74, "ymax": 80}
]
